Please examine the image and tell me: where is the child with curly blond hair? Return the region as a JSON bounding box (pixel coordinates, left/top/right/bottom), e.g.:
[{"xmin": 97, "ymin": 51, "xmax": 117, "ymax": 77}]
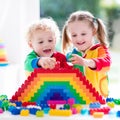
[{"xmin": 25, "ymin": 18, "xmax": 71, "ymax": 76}]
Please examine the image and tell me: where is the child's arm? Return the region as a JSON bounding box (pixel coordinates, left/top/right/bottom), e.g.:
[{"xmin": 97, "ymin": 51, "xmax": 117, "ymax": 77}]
[
  {"xmin": 24, "ymin": 51, "xmax": 40, "ymax": 72},
  {"xmin": 91, "ymin": 46, "xmax": 111, "ymax": 71},
  {"xmin": 70, "ymin": 54, "xmax": 96, "ymax": 69},
  {"xmin": 25, "ymin": 51, "xmax": 56, "ymax": 70},
  {"xmin": 69, "ymin": 46, "xmax": 111, "ymax": 71}
]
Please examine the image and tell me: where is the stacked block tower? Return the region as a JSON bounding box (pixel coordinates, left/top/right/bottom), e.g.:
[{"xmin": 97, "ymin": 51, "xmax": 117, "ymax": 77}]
[
  {"xmin": 0, "ymin": 39, "xmax": 8, "ymax": 66},
  {"xmin": 11, "ymin": 68, "xmax": 105, "ymax": 105}
]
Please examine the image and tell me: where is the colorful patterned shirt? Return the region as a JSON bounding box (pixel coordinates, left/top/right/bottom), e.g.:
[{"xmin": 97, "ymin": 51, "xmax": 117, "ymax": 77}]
[{"xmin": 66, "ymin": 44, "xmax": 111, "ymax": 98}]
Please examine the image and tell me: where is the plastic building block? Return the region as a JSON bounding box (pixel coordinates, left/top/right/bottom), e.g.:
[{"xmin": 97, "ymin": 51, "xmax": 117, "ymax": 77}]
[
  {"xmin": 20, "ymin": 109, "xmax": 29, "ymax": 116},
  {"xmin": 67, "ymin": 98, "xmax": 75, "ymax": 107},
  {"xmin": 64, "ymin": 104, "xmax": 70, "ymax": 109},
  {"xmin": 43, "ymin": 107, "xmax": 50, "ymax": 114},
  {"xmin": 1, "ymin": 100, "xmax": 10, "ymax": 111},
  {"xmin": 22, "ymin": 102, "xmax": 36, "ymax": 107},
  {"xmin": 29, "ymin": 108, "xmax": 39, "ymax": 115},
  {"xmin": 116, "ymin": 111, "xmax": 120, "ymax": 117},
  {"xmin": 90, "ymin": 107, "xmax": 110, "ymax": 115},
  {"xmin": 11, "ymin": 108, "xmax": 20, "ymax": 115},
  {"xmin": 93, "ymin": 112, "xmax": 104, "ymax": 118},
  {"xmin": 36, "ymin": 110, "xmax": 44, "ymax": 117},
  {"xmin": 89, "ymin": 102, "xmax": 101, "ymax": 108},
  {"xmin": 107, "ymin": 102, "xmax": 115, "ymax": 108},
  {"xmin": 49, "ymin": 109, "xmax": 72, "ymax": 116},
  {"xmin": 66, "ymin": 49, "xmax": 84, "ymax": 73},
  {"xmin": 14, "ymin": 101, "xmax": 22, "ymax": 107},
  {"xmin": 8, "ymin": 106, "xmax": 16, "ymax": 112},
  {"xmin": 80, "ymin": 108, "xmax": 89, "ymax": 115},
  {"xmin": 49, "ymin": 104, "xmax": 56, "ymax": 109},
  {"xmin": 106, "ymin": 97, "xmax": 114, "ymax": 102},
  {"xmin": 0, "ymin": 95, "xmax": 8, "ymax": 101},
  {"xmin": 0, "ymin": 108, "xmax": 3, "ymax": 113},
  {"xmin": 72, "ymin": 104, "xmax": 83, "ymax": 113},
  {"xmin": 11, "ymin": 68, "xmax": 105, "ymax": 105},
  {"xmin": 114, "ymin": 99, "xmax": 120, "ymax": 105},
  {"xmin": 47, "ymin": 100, "xmax": 66, "ymax": 105},
  {"xmin": 71, "ymin": 108, "xmax": 77, "ymax": 114}
]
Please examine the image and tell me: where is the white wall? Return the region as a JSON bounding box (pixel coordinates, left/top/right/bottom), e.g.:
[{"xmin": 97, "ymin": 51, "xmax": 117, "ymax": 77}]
[{"xmin": 0, "ymin": 0, "xmax": 40, "ymax": 84}]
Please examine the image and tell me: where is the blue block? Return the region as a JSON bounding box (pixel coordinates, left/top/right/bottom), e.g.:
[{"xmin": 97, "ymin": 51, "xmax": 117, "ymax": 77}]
[
  {"xmin": 116, "ymin": 111, "xmax": 120, "ymax": 117},
  {"xmin": 11, "ymin": 108, "xmax": 20, "ymax": 115}
]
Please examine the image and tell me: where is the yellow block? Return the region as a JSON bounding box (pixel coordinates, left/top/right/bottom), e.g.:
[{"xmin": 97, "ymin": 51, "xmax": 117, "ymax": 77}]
[
  {"xmin": 93, "ymin": 112, "xmax": 104, "ymax": 118},
  {"xmin": 49, "ymin": 109, "xmax": 72, "ymax": 116}
]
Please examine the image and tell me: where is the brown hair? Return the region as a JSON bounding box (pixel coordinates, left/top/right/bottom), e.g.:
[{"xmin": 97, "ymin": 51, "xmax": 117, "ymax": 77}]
[{"xmin": 62, "ymin": 11, "xmax": 108, "ymax": 54}]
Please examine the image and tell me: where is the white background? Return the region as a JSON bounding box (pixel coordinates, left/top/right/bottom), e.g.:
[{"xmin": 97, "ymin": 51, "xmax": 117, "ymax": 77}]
[{"xmin": 0, "ymin": 0, "xmax": 40, "ymax": 83}]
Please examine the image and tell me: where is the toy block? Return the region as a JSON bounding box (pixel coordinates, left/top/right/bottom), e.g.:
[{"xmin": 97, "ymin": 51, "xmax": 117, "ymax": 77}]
[
  {"xmin": 11, "ymin": 68, "xmax": 105, "ymax": 105},
  {"xmin": 90, "ymin": 107, "xmax": 110, "ymax": 115},
  {"xmin": 89, "ymin": 102, "xmax": 101, "ymax": 108},
  {"xmin": 67, "ymin": 98, "xmax": 75, "ymax": 106},
  {"xmin": 107, "ymin": 102, "xmax": 115, "ymax": 108},
  {"xmin": 36, "ymin": 110, "xmax": 44, "ymax": 117},
  {"xmin": 29, "ymin": 108, "xmax": 39, "ymax": 115},
  {"xmin": 49, "ymin": 109, "xmax": 72, "ymax": 116},
  {"xmin": 93, "ymin": 112, "xmax": 104, "ymax": 118},
  {"xmin": 43, "ymin": 107, "xmax": 50, "ymax": 114},
  {"xmin": 20, "ymin": 109, "xmax": 29, "ymax": 116},
  {"xmin": 49, "ymin": 104, "xmax": 56, "ymax": 109},
  {"xmin": 114, "ymin": 99, "xmax": 120, "ymax": 105},
  {"xmin": 71, "ymin": 108, "xmax": 77, "ymax": 114},
  {"xmin": 31, "ymin": 82, "xmax": 86, "ymax": 104},
  {"xmin": 47, "ymin": 100, "xmax": 66, "ymax": 105},
  {"xmin": 0, "ymin": 108, "xmax": 3, "ymax": 113},
  {"xmin": 72, "ymin": 104, "xmax": 83, "ymax": 113},
  {"xmin": 116, "ymin": 111, "xmax": 120, "ymax": 117},
  {"xmin": 64, "ymin": 104, "xmax": 70, "ymax": 109},
  {"xmin": 80, "ymin": 108, "xmax": 89, "ymax": 115},
  {"xmin": 11, "ymin": 108, "xmax": 20, "ymax": 115},
  {"xmin": 106, "ymin": 97, "xmax": 114, "ymax": 102}
]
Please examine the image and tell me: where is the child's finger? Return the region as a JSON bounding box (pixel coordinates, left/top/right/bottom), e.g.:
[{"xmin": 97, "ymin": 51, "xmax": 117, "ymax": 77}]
[
  {"xmin": 51, "ymin": 57, "xmax": 56, "ymax": 62},
  {"xmin": 69, "ymin": 56, "xmax": 75, "ymax": 62},
  {"xmin": 68, "ymin": 54, "xmax": 77, "ymax": 61}
]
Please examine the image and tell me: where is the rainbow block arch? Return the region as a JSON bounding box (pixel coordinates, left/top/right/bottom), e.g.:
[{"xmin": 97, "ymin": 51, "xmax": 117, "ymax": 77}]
[{"xmin": 11, "ymin": 68, "xmax": 105, "ymax": 104}]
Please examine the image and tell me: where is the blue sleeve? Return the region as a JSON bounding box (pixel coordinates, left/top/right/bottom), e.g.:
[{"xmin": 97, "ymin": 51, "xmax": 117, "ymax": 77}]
[{"xmin": 31, "ymin": 58, "xmax": 41, "ymax": 69}]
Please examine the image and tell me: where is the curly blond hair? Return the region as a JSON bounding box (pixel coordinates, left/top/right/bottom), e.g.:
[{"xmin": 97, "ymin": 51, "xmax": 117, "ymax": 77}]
[{"xmin": 26, "ymin": 18, "xmax": 60, "ymax": 43}]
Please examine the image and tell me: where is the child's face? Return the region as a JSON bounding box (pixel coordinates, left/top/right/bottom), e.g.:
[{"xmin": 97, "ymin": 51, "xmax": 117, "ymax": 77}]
[
  {"xmin": 29, "ymin": 29, "xmax": 56, "ymax": 57},
  {"xmin": 67, "ymin": 21, "xmax": 95, "ymax": 52}
]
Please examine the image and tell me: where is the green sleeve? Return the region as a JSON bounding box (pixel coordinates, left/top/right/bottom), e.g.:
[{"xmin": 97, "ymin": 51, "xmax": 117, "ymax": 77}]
[{"xmin": 24, "ymin": 51, "xmax": 38, "ymax": 72}]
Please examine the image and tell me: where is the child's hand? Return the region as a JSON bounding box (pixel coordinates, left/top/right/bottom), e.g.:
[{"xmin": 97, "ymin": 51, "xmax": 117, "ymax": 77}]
[
  {"xmin": 70, "ymin": 54, "xmax": 96, "ymax": 68},
  {"xmin": 38, "ymin": 57, "xmax": 56, "ymax": 69},
  {"xmin": 69, "ymin": 54, "xmax": 85, "ymax": 66}
]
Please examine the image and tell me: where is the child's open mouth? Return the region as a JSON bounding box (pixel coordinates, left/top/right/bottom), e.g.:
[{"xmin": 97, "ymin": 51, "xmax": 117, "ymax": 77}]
[{"xmin": 43, "ymin": 49, "xmax": 52, "ymax": 54}]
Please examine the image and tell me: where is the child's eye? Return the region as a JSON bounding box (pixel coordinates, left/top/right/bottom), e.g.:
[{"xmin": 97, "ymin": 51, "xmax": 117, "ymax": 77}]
[
  {"xmin": 72, "ymin": 34, "xmax": 77, "ymax": 37},
  {"xmin": 81, "ymin": 33, "xmax": 86, "ymax": 36},
  {"xmin": 48, "ymin": 39, "xmax": 53, "ymax": 42},
  {"xmin": 38, "ymin": 41, "xmax": 43, "ymax": 44}
]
